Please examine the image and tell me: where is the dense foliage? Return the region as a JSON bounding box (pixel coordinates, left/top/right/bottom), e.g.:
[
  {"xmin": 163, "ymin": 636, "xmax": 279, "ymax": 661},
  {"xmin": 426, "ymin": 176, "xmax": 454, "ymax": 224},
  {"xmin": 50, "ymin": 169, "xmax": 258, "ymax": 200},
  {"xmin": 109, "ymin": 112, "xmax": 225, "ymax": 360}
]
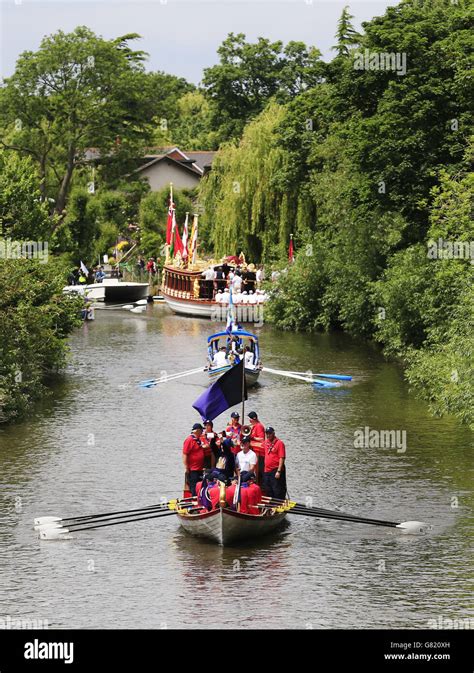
[
  {"xmin": 0, "ymin": 260, "xmax": 83, "ymax": 423},
  {"xmin": 199, "ymin": 0, "xmax": 473, "ymax": 427}
]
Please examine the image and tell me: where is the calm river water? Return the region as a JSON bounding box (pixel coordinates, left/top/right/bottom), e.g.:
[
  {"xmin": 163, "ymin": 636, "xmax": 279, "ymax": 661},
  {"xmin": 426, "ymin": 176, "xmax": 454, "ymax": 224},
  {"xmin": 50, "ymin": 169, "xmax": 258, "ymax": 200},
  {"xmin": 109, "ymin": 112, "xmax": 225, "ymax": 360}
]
[{"xmin": 0, "ymin": 306, "xmax": 472, "ymax": 629}]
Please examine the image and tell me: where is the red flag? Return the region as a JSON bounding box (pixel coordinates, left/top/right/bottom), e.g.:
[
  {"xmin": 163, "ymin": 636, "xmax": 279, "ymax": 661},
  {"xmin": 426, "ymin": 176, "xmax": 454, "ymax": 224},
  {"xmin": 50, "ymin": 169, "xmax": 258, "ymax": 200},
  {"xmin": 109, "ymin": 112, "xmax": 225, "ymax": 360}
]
[
  {"xmin": 288, "ymin": 235, "xmax": 294, "ymax": 263},
  {"xmin": 173, "ymin": 213, "xmax": 184, "ymax": 256}
]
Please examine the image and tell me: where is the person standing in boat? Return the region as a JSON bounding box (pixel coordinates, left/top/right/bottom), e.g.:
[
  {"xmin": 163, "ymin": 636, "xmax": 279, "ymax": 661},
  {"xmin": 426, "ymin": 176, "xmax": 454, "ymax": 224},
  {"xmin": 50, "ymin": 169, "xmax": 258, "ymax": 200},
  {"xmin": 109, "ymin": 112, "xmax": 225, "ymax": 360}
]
[
  {"xmin": 263, "ymin": 426, "xmax": 287, "ymax": 500},
  {"xmin": 214, "ymin": 438, "xmax": 236, "ymax": 480},
  {"xmin": 248, "ymin": 411, "xmax": 266, "ymax": 481},
  {"xmin": 201, "ymin": 419, "xmax": 219, "ymax": 469},
  {"xmin": 182, "ymin": 423, "xmax": 205, "ymax": 496},
  {"xmin": 226, "ymin": 412, "xmax": 242, "ymax": 451},
  {"xmin": 235, "ymin": 437, "xmax": 257, "ymax": 476}
]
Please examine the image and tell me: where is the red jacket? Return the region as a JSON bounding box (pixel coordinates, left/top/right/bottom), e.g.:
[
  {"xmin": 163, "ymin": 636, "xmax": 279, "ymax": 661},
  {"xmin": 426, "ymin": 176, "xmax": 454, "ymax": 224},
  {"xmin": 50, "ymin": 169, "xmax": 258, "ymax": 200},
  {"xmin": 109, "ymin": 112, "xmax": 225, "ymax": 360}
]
[
  {"xmin": 196, "ymin": 481, "xmax": 220, "ymax": 509},
  {"xmin": 246, "ymin": 483, "xmax": 263, "ymax": 514}
]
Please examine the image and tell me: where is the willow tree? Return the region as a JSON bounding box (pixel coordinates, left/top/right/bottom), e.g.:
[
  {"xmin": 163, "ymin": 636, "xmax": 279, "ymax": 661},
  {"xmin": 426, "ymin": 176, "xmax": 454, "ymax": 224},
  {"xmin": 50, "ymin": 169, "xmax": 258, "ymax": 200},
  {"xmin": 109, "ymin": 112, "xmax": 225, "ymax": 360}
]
[{"xmin": 199, "ymin": 102, "xmax": 300, "ymax": 261}]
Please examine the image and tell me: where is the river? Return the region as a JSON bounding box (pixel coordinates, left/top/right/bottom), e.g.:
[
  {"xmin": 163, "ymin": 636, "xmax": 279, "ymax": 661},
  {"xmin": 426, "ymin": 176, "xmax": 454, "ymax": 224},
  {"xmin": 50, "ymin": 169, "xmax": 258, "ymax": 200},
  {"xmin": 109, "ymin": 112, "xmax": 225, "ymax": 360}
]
[{"xmin": 0, "ymin": 306, "xmax": 472, "ymax": 629}]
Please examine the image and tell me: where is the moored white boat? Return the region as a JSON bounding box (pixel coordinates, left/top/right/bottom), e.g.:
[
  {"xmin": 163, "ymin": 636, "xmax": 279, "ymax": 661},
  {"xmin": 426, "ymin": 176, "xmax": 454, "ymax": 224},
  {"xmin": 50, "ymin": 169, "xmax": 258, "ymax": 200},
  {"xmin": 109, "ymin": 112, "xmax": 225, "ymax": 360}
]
[{"xmin": 64, "ymin": 279, "xmax": 149, "ymax": 304}]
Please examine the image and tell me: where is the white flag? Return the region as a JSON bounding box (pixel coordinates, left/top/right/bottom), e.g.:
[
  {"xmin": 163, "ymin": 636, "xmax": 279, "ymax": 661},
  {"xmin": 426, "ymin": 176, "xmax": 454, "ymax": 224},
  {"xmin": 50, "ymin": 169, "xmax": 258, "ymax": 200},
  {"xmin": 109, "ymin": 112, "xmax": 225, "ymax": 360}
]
[
  {"xmin": 181, "ymin": 212, "xmax": 189, "ymax": 259},
  {"xmin": 191, "ymin": 214, "xmax": 198, "ymax": 264},
  {"xmin": 80, "ymin": 261, "xmax": 89, "ymax": 276}
]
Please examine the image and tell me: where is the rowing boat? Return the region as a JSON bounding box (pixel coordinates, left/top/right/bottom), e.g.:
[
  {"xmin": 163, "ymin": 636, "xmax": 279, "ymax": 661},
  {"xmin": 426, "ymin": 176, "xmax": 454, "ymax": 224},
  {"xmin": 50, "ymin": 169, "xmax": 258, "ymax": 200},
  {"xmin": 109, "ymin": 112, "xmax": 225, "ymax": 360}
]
[
  {"xmin": 207, "ymin": 329, "xmax": 262, "ymax": 387},
  {"xmin": 176, "ymin": 505, "xmax": 287, "ymax": 545}
]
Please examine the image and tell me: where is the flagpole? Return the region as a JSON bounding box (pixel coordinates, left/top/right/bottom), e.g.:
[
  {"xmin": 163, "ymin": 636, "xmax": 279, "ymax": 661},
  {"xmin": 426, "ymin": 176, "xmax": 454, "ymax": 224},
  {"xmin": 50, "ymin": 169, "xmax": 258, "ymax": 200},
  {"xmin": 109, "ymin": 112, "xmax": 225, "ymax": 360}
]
[
  {"xmin": 241, "ymin": 357, "xmax": 245, "ymax": 422},
  {"xmin": 192, "ymin": 213, "xmax": 199, "ymax": 265},
  {"xmin": 165, "ymin": 182, "xmax": 173, "ymax": 265}
]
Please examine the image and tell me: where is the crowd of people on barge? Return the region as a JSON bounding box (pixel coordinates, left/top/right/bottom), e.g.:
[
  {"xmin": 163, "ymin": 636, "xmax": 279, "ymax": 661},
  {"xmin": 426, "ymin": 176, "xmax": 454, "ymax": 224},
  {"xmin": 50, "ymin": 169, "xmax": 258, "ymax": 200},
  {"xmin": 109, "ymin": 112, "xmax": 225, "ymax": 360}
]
[
  {"xmin": 199, "ymin": 260, "xmax": 266, "ymax": 300},
  {"xmin": 182, "ymin": 411, "xmax": 287, "ymax": 514}
]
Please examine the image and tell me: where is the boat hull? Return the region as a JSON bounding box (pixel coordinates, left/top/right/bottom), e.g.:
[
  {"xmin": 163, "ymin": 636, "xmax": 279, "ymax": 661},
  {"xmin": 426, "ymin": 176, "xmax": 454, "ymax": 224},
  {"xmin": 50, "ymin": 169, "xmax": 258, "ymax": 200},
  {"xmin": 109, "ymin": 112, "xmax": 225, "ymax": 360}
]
[
  {"xmin": 162, "ymin": 292, "xmax": 219, "ymax": 318},
  {"xmin": 63, "ymin": 282, "xmax": 149, "ymax": 304},
  {"xmin": 102, "ymin": 282, "xmax": 149, "ymax": 304},
  {"xmin": 162, "ymin": 292, "xmax": 265, "ymax": 321},
  {"xmin": 177, "ymin": 507, "xmax": 286, "ymax": 545},
  {"xmin": 208, "ymin": 365, "xmax": 261, "ymax": 387}
]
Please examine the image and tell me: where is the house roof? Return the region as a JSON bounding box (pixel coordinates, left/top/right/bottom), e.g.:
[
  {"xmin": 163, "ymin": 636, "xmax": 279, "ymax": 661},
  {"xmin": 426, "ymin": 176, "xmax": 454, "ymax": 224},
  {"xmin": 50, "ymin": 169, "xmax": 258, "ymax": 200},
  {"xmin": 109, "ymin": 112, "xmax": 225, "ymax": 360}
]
[
  {"xmin": 86, "ymin": 145, "xmax": 216, "ymax": 179},
  {"xmin": 133, "ymin": 153, "xmax": 202, "ymax": 178},
  {"xmin": 138, "ymin": 147, "xmax": 216, "ymax": 175}
]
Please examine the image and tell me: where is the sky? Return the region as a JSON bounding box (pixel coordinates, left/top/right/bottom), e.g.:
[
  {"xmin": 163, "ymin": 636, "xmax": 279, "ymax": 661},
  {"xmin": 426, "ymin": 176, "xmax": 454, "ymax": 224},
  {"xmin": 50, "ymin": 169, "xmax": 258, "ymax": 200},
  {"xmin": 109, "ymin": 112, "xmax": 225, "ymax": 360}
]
[{"xmin": 0, "ymin": 0, "xmax": 395, "ymax": 84}]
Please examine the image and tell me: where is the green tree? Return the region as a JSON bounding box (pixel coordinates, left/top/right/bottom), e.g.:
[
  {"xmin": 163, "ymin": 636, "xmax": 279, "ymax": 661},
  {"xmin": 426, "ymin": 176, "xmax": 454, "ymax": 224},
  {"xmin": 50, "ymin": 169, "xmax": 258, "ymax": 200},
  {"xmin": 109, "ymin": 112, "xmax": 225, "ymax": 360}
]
[
  {"xmin": 199, "ymin": 103, "xmax": 291, "ymax": 261},
  {"xmin": 202, "ymin": 33, "xmax": 324, "ymax": 141},
  {"xmin": 0, "ymin": 150, "xmax": 53, "ymax": 241},
  {"xmin": 0, "ymin": 27, "xmax": 157, "ymax": 216},
  {"xmin": 0, "ymin": 259, "xmax": 83, "ymax": 423},
  {"xmin": 332, "ymin": 6, "xmax": 361, "ymax": 56}
]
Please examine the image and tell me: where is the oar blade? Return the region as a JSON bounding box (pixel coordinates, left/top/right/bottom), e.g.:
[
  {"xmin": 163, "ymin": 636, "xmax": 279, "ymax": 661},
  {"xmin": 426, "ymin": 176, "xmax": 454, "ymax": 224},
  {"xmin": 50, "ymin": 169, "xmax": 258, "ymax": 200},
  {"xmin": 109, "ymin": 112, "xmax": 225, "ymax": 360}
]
[
  {"xmin": 396, "ymin": 521, "xmax": 432, "ymax": 534},
  {"xmin": 39, "ymin": 527, "xmax": 73, "ymax": 541}
]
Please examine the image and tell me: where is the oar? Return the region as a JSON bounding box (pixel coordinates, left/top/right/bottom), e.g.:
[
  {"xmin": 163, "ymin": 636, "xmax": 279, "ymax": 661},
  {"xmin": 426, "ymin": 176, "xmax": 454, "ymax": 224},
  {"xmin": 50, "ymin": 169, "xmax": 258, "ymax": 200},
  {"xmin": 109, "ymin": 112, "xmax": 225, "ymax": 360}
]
[
  {"xmin": 260, "ymin": 497, "xmax": 430, "ymax": 534},
  {"xmin": 139, "ymin": 366, "xmax": 204, "ymax": 388},
  {"xmin": 38, "ymin": 509, "xmax": 180, "ymax": 540},
  {"xmin": 262, "ymin": 367, "xmax": 341, "ymax": 387},
  {"xmin": 34, "ymin": 497, "xmax": 195, "ymax": 528},
  {"xmin": 139, "ymin": 368, "xmax": 203, "ymax": 385},
  {"xmin": 286, "ymin": 370, "xmax": 352, "ymax": 381}
]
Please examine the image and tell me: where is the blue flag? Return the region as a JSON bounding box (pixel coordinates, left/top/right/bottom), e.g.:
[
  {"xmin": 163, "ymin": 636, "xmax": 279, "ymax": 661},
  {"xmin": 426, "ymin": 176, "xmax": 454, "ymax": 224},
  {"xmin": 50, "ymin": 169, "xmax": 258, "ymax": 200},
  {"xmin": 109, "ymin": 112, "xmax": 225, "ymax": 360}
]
[{"xmin": 192, "ymin": 359, "xmax": 247, "ymax": 421}]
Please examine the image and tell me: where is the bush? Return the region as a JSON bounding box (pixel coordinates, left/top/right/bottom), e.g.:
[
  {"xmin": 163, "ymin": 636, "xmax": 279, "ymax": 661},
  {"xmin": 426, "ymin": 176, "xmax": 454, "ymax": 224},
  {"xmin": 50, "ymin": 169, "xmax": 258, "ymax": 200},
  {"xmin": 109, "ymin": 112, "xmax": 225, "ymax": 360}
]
[{"xmin": 0, "ymin": 259, "xmax": 83, "ymax": 423}]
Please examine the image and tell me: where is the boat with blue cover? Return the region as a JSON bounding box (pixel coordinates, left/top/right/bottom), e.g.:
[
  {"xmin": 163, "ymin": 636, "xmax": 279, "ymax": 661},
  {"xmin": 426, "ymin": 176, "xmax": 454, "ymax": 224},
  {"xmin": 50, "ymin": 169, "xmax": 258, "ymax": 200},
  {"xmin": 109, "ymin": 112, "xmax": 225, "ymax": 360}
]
[{"xmin": 206, "ymin": 330, "xmax": 262, "ymax": 387}]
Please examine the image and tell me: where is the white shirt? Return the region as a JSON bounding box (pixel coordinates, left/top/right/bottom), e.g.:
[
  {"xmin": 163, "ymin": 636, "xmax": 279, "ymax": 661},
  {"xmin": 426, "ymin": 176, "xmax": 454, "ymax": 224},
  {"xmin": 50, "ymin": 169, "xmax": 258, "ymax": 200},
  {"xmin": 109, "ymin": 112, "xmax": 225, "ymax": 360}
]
[
  {"xmin": 244, "ymin": 350, "xmax": 255, "ymax": 367},
  {"xmin": 203, "ymin": 268, "xmax": 216, "ymax": 280},
  {"xmin": 236, "ymin": 449, "xmax": 257, "ymax": 473},
  {"xmin": 232, "ymin": 275, "xmax": 242, "ymax": 292},
  {"xmin": 213, "ymin": 350, "xmax": 228, "ymax": 367}
]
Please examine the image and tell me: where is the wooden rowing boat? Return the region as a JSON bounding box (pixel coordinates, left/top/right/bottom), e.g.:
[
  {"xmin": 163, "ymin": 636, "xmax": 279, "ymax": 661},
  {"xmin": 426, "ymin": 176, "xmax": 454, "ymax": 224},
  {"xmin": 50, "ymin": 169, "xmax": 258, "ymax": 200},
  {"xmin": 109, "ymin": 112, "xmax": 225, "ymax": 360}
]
[{"xmin": 176, "ymin": 506, "xmax": 287, "ymax": 545}]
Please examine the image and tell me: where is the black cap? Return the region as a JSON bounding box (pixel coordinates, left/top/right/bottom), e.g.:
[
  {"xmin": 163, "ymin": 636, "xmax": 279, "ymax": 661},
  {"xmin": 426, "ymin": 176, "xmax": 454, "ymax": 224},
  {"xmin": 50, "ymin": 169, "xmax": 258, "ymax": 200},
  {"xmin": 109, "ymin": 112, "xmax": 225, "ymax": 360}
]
[
  {"xmin": 192, "ymin": 423, "xmax": 204, "ymax": 431},
  {"xmin": 265, "ymin": 426, "xmax": 275, "ymax": 434},
  {"xmin": 240, "ymin": 471, "xmax": 254, "ymax": 483},
  {"xmin": 231, "ymin": 412, "xmax": 240, "ymax": 419},
  {"xmin": 248, "ymin": 411, "xmax": 258, "ymax": 419},
  {"xmin": 241, "ymin": 436, "xmax": 251, "ymax": 444}
]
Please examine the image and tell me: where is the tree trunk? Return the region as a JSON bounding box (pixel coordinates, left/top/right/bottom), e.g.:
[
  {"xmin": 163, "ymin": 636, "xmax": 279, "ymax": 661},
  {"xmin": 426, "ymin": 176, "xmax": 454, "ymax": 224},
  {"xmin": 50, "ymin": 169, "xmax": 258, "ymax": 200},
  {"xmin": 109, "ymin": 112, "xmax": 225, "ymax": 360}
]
[
  {"xmin": 54, "ymin": 145, "xmax": 75, "ymax": 216},
  {"xmin": 39, "ymin": 153, "xmax": 47, "ymax": 203}
]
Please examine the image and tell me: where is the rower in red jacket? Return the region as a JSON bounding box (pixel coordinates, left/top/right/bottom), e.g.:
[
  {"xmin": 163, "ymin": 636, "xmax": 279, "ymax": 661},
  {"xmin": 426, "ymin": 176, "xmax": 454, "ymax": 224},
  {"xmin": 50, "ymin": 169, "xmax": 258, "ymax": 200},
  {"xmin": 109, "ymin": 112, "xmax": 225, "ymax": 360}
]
[
  {"xmin": 244, "ymin": 472, "xmax": 263, "ymax": 514},
  {"xmin": 196, "ymin": 474, "xmax": 221, "ymax": 510},
  {"xmin": 248, "ymin": 411, "xmax": 266, "ymax": 481}
]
